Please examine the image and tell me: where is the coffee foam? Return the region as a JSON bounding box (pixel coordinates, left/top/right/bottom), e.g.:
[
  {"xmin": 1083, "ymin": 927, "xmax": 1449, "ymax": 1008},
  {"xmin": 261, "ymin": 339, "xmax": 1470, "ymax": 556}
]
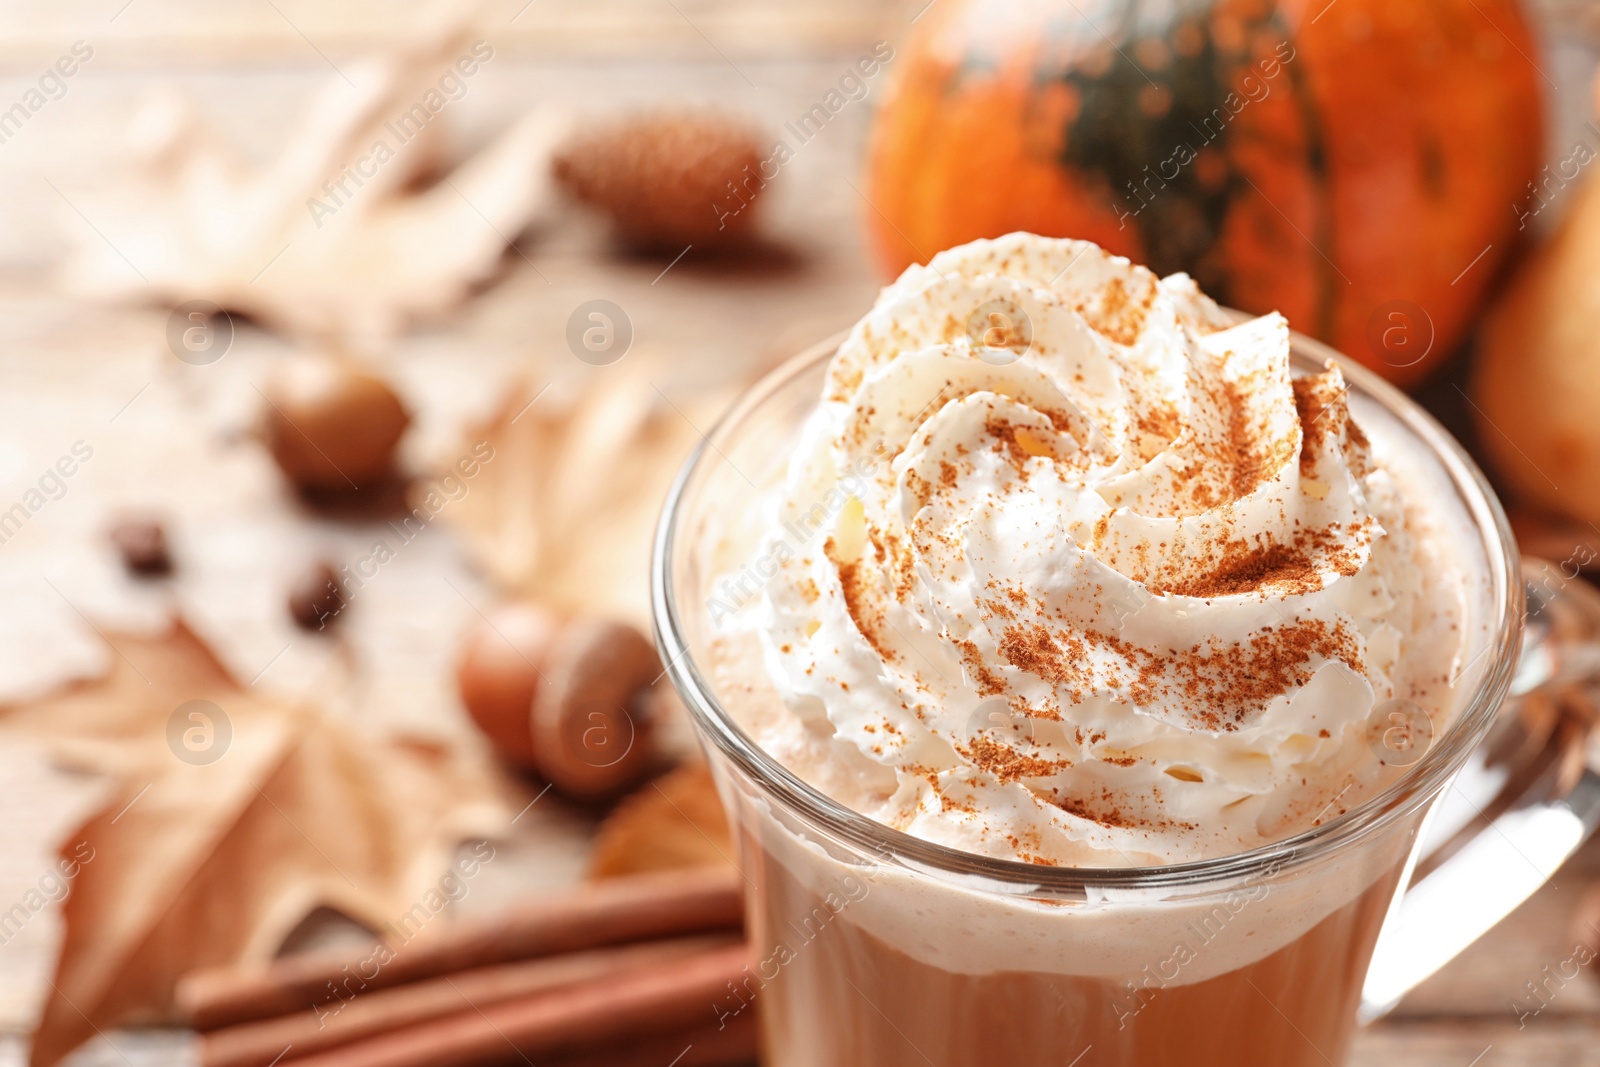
[{"xmin": 744, "ymin": 793, "xmax": 1413, "ymax": 982}]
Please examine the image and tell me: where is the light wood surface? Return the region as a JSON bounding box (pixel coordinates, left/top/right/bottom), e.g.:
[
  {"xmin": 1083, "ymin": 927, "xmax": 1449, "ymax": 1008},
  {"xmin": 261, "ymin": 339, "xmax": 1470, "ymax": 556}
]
[{"xmin": 0, "ymin": 2, "xmax": 1596, "ymax": 1064}]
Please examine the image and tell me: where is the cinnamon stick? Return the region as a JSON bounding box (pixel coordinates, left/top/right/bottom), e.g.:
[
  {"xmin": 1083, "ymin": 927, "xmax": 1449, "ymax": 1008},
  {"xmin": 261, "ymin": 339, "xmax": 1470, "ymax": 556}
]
[
  {"xmin": 282, "ymin": 940, "xmax": 751, "ymax": 1067},
  {"xmin": 199, "ymin": 934, "xmax": 740, "ymax": 1067},
  {"xmin": 179, "ymin": 867, "xmax": 742, "ymax": 1031}
]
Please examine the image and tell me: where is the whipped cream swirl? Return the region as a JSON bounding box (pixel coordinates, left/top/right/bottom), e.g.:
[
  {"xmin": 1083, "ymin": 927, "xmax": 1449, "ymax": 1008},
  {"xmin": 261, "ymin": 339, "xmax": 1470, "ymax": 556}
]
[{"xmin": 747, "ymin": 234, "xmax": 1455, "ymax": 865}]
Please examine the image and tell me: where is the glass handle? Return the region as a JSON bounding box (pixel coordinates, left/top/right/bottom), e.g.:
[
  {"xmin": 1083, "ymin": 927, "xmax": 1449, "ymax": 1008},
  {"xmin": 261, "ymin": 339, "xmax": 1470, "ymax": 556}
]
[{"xmin": 1359, "ymin": 557, "xmax": 1600, "ymax": 1021}]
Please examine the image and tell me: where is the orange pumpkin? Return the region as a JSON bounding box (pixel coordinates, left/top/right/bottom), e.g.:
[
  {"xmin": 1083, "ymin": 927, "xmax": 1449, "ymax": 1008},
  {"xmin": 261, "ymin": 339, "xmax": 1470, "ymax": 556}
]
[{"xmin": 865, "ymin": 0, "xmax": 1543, "ymax": 384}]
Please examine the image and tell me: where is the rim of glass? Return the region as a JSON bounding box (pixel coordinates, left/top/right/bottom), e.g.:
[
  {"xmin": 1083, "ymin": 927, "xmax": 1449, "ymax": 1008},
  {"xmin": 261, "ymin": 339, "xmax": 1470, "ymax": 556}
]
[{"xmin": 652, "ymin": 323, "xmax": 1523, "ymax": 890}]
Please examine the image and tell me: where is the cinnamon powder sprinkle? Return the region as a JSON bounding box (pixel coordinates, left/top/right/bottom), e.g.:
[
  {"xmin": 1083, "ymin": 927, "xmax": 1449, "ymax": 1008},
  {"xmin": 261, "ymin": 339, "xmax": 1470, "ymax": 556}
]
[
  {"xmin": 1165, "ymin": 618, "xmax": 1363, "ymax": 728},
  {"xmin": 1220, "ymin": 378, "xmax": 1296, "ymax": 503},
  {"xmin": 1160, "ymin": 362, "xmax": 1300, "ymax": 514},
  {"xmin": 824, "ymin": 536, "xmax": 897, "ymax": 664},
  {"xmin": 998, "ymin": 624, "xmax": 1081, "ymax": 688},
  {"xmin": 1157, "ymin": 536, "xmax": 1350, "ymax": 599},
  {"xmin": 1055, "ymin": 794, "xmax": 1139, "ymax": 829},
  {"xmin": 953, "ymin": 637, "xmax": 1008, "ymax": 696},
  {"xmin": 1292, "ymin": 375, "xmax": 1331, "ymax": 475},
  {"xmin": 1294, "ymin": 368, "xmax": 1373, "ymax": 471},
  {"xmin": 913, "ymin": 766, "xmax": 979, "ymax": 816},
  {"xmin": 904, "ymin": 469, "xmax": 932, "ymax": 510},
  {"xmin": 876, "ymin": 527, "xmax": 916, "ymax": 601},
  {"xmin": 960, "ymin": 736, "xmax": 1070, "ymax": 783},
  {"xmin": 1055, "ymin": 789, "xmax": 1198, "ymax": 832},
  {"xmin": 1166, "ymin": 540, "xmax": 1318, "ymax": 598},
  {"xmin": 1135, "ymin": 402, "xmax": 1181, "ymax": 444},
  {"xmin": 994, "ymin": 611, "xmax": 1363, "ymax": 731},
  {"xmin": 1072, "ymin": 274, "xmax": 1155, "ymax": 347}
]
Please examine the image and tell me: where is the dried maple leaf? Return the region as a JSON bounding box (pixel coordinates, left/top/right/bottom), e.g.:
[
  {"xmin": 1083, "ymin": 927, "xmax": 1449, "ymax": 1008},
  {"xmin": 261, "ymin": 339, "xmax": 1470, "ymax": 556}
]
[
  {"xmin": 57, "ymin": 5, "xmax": 565, "ymax": 350},
  {"xmin": 589, "ymin": 764, "xmax": 735, "ymax": 879},
  {"xmin": 441, "ymin": 368, "xmax": 735, "ymax": 630},
  {"xmin": 0, "ymin": 620, "xmax": 516, "ymax": 1067}
]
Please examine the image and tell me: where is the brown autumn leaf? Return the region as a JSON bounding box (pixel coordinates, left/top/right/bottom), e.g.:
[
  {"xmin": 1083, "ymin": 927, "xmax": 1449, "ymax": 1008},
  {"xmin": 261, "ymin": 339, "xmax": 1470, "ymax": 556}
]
[
  {"xmin": 0, "ymin": 620, "xmax": 516, "ymax": 1067},
  {"xmin": 57, "ymin": 3, "xmax": 566, "ymax": 351},
  {"xmin": 441, "ymin": 368, "xmax": 734, "ymax": 630},
  {"xmin": 589, "ymin": 764, "xmax": 735, "ymax": 879}
]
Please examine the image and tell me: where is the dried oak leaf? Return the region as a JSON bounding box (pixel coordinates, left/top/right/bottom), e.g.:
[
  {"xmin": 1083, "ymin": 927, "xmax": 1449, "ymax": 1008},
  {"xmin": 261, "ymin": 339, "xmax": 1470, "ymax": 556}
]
[
  {"xmin": 58, "ymin": 10, "xmax": 565, "ymax": 350},
  {"xmin": 0, "ymin": 620, "xmax": 516, "ymax": 1067},
  {"xmin": 440, "ymin": 368, "xmax": 734, "ymax": 630},
  {"xmin": 589, "ymin": 764, "xmax": 735, "ymax": 879}
]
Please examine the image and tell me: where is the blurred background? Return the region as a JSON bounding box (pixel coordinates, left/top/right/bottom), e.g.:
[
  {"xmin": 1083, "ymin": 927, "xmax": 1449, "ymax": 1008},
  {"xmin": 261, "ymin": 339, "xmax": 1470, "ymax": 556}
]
[{"xmin": 0, "ymin": 1, "xmax": 1599, "ymax": 1065}]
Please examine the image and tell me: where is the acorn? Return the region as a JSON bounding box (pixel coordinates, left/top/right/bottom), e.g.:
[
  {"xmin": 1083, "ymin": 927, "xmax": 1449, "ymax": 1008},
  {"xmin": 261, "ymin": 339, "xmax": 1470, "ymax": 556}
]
[
  {"xmin": 552, "ymin": 112, "xmax": 766, "ymax": 250},
  {"xmin": 260, "ymin": 353, "xmax": 410, "ymax": 492},
  {"xmin": 456, "ymin": 601, "xmax": 660, "ymax": 800}
]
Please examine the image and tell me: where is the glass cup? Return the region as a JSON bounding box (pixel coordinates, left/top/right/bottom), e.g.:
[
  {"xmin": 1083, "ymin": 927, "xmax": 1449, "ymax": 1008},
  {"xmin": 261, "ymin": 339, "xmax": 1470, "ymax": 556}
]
[{"xmin": 652, "ymin": 328, "xmax": 1600, "ymax": 1067}]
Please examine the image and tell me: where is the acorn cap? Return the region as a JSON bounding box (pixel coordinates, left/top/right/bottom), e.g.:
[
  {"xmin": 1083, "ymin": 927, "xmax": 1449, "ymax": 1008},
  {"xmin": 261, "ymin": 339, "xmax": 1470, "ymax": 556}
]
[{"xmin": 552, "ymin": 112, "xmax": 766, "ymax": 250}]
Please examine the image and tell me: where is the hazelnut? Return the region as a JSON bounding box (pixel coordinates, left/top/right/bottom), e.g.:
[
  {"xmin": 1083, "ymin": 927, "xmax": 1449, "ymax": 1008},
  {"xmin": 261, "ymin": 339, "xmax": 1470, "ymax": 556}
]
[
  {"xmin": 455, "ymin": 601, "xmax": 561, "ymax": 769},
  {"xmin": 108, "ymin": 515, "xmax": 172, "ymax": 576},
  {"xmin": 288, "ymin": 561, "xmax": 344, "ymax": 631},
  {"xmin": 456, "ymin": 602, "xmax": 660, "ymax": 799},
  {"xmin": 261, "ymin": 353, "xmax": 410, "ymax": 492}
]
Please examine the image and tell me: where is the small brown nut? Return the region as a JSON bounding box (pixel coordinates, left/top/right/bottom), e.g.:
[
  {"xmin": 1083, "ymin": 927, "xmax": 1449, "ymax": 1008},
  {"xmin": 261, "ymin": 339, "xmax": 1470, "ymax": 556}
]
[
  {"xmin": 532, "ymin": 618, "xmax": 660, "ymax": 801},
  {"xmin": 455, "ymin": 602, "xmax": 660, "ymax": 799},
  {"xmin": 455, "ymin": 601, "xmax": 561, "ymax": 770},
  {"xmin": 552, "ymin": 112, "xmax": 766, "ymax": 250},
  {"xmin": 288, "ymin": 561, "xmax": 344, "ymax": 631},
  {"xmin": 261, "ymin": 353, "xmax": 410, "ymax": 492},
  {"xmin": 108, "ymin": 515, "xmax": 171, "ymax": 576}
]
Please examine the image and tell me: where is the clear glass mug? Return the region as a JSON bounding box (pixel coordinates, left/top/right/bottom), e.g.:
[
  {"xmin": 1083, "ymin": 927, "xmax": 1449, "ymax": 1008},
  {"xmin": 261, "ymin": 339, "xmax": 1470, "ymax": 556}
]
[{"xmin": 652, "ymin": 328, "xmax": 1600, "ymax": 1067}]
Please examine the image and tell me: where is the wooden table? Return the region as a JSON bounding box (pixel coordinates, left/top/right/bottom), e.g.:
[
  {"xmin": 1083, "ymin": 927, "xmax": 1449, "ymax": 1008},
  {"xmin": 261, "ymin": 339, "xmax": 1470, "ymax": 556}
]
[{"xmin": 0, "ymin": 1, "xmax": 1596, "ymax": 1064}]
